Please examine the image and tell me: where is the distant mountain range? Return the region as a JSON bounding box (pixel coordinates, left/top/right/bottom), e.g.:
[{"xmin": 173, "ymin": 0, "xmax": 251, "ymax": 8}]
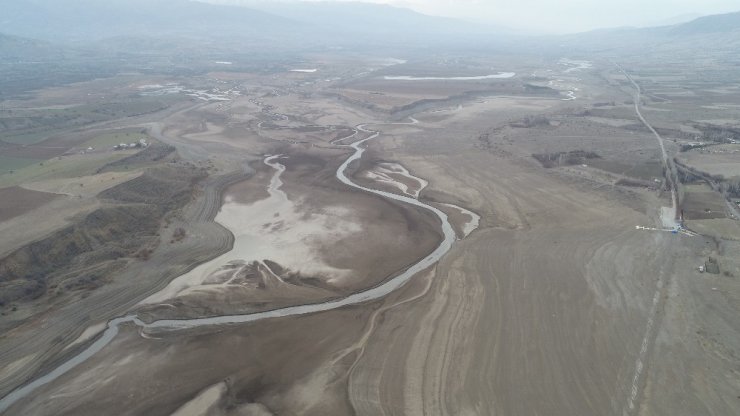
[
  {"xmin": 0, "ymin": 32, "xmax": 60, "ymax": 60},
  {"xmin": 0, "ymin": 0, "xmax": 499, "ymax": 44},
  {"xmin": 548, "ymin": 10, "xmax": 740, "ymax": 55},
  {"xmin": 669, "ymin": 11, "xmax": 740, "ymax": 35},
  {"xmin": 1, "ymin": 1, "xmax": 739, "ymax": 97},
  {"xmin": 0, "ymin": 0, "xmax": 737, "ymax": 47},
  {"xmin": 237, "ymin": 1, "xmax": 501, "ymax": 35},
  {"xmin": 643, "ymin": 13, "xmax": 704, "ymax": 27},
  {"xmin": 0, "ymin": 0, "xmax": 297, "ymax": 42}
]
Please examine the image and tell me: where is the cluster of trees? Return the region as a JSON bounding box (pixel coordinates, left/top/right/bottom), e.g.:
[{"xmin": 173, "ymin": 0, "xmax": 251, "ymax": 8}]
[
  {"xmin": 722, "ymin": 179, "xmax": 740, "ymax": 198},
  {"xmin": 694, "ymin": 124, "xmax": 740, "ymax": 144},
  {"xmin": 674, "ymin": 157, "xmax": 740, "ymax": 202},
  {"xmin": 679, "ymin": 143, "xmax": 708, "ymax": 152},
  {"xmin": 532, "ymin": 150, "xmax": 600, "ymax": 168},
  {"xmin": 510, "ymin": 115, "xmax": 550, "ymax": 128}
]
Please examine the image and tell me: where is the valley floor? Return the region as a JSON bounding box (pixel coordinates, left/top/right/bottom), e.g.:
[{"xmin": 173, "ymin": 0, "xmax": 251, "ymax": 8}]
[{"xmin": 1, "ymin": 55, "xmax": 738, "ymax": 416}]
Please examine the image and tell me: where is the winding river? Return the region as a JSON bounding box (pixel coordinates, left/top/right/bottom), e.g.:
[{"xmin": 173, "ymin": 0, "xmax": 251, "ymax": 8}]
[{"xmin": 0, "ymin": 119, "xmax": 462, "ymax": 412}]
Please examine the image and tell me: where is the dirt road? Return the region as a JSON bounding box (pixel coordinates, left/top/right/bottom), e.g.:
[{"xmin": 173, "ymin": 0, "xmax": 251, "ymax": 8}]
[{"xmin": 618, "ymin": 64, "xmax": 678, "ymax": 217}]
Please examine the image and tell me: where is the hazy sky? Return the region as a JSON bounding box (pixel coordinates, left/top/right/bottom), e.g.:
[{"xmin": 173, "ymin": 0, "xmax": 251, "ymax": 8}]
[
  {"xmin": 384, "ymin": 0, "xmax": 738, "ymax": 32},
  {"xmin": 255, "ymin": 0, "xmax": 740, "ymax": 33}
]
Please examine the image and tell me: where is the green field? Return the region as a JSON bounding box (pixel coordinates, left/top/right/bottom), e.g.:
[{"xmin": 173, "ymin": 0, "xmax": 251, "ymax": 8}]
[
  {"xmin": 0, "ymin": 155, "xmax": 42, "ymax": 173},
  {"xmin": 0, "ymin": 152, "xmax": 134, "ymax": 187},
  {"xmin": 0, "ymin": 131, "xmax": 53, "ymax": 146},
  {"xmin": 83, "ymin": 131, "xmax": 149, "ymax": 149},
  {"xmin": 0, "ymin": 100, "xmax": 169, "ymax": 145}
]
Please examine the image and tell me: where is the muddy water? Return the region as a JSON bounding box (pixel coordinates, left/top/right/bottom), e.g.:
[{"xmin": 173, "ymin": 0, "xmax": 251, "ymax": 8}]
[{"xmin": 0, "ymin": 120, "xmax": 469, "ymax": 412}]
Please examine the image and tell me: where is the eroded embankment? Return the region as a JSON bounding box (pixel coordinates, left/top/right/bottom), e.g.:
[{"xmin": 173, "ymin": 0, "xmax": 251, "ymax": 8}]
[
  {"xmin": 0, "ymin": 164, "xmax": 250, "ymax": 402},
  {"xmin": 0, "ymin": 165, "xmax": 205, "ymax": 322}
]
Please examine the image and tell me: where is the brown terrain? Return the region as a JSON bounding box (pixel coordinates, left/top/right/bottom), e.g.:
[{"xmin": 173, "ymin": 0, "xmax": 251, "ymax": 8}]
[
  {"xmin": 0, "ymin": 52, "xmax": 738, "ymax": 416},
  {"xmin": 0, "ymin": 187, "xmax": 59, "ymax": 222}
]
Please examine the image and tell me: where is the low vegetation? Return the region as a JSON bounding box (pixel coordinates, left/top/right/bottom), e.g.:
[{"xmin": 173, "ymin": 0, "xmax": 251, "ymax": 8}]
[
  {"xmin": 532, "ymin": 150, "xmax": 601, "ymax": 168},
  {"xmin": 510, "ymin": 115, "xmax": 551, "ymax": 128},
  {"xmin": 97, "ymin": 142, "xmax": 176, "ymax": 173},
  {"xmin": 0, "ymin": 101, "xmax": 169, "ymax": 145}
]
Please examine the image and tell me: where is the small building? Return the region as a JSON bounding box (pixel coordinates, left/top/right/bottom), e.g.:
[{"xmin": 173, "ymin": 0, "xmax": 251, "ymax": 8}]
[{"xmin": 705, "ymin": 257, "xmax": 720, "ymax": 274}]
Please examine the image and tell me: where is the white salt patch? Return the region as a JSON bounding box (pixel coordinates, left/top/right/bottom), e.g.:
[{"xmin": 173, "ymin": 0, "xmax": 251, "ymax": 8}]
[
  {"xmin": 64, "ymin": 323, "xmax": 107, "ymax": 351},
  {"xmin": 442, "ymin": 203, "xmax": 481, "ymax": 238},
  {"xmin": 170, "ymin": 382, "xmax": 226, "ymax": 416},
  {"xmin": 137, "ymin": 84, "xmax": 165, "ymax": 90},
  {"xmin": 560, "ymin": 58, "xmax": 593, "ymax": 73},
  {"xmin": 363, "ymin": 162, "xmax": 428, "ymax": 199},
  {"xmin": 141, "ymin": 156, "xmax": 362, "ymax": 304}
]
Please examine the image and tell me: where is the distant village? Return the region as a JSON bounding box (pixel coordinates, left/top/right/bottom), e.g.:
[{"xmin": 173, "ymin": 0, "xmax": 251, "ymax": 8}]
[{"xmin": 113, "ymin": 139, "xmax": 148, "ymax": 151}]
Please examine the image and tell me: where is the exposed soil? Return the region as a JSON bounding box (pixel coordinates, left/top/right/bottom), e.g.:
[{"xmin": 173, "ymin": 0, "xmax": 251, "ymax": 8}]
[
  {"xmin": 0, "ymin": 164, "xmax": 205, "ymax": 322},
  {"xmin": 2, "ymin": 54, "xmax": 739, "ymax": 416},
  {"xmin": 0, "ymin": 186, "xmax": 59, "ymax": 222}
]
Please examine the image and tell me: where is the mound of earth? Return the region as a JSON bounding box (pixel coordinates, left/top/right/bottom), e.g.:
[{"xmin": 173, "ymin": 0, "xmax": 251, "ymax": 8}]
[{"xmin": 0, "ymin": 164, "xmax": 206, "ymax": 320}]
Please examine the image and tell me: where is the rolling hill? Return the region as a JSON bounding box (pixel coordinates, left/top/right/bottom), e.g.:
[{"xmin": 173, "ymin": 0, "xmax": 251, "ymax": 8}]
[
  {"xmin": 670, "ymin": 11, "xmax": 740, "ymax": 35},
  {"xmin": 0, "ymin": 0, "xmax": 501, "ymax": 45},
  {"xmin": 0, "ymin": 0, "xmax": 299, "ymax": 42}
]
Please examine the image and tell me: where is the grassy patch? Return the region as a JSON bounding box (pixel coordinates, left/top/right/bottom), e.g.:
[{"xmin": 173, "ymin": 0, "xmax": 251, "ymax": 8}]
[
  {"xmin": 686, "ymin": 218, "xmax": 740, "ymax": 240},
  {"xmin": 0, "ymin": 131, "xmax": 51, "ymax": 145},
  {"xmin": 682, "ymin": 184, "xmax": 727, "ymax": 220},
  {"xmin": 0, "ymin": 100, "xmax": 168, "ymax": 145},
  {"xmin": 588, "ymin": 159, "xmax": 663, "ymax": 181},
  {"xmin": 0, "ymin": 152, "xmax": 135, "ymax": 188},
  {"xmin": 83, "ymin": 131, "xmax": 149, "ymax": 149},
  {"xmin": 0, "ymin": 155, "xmax": 42, "ymax": 173},
  {"xmin": 97, "ymin": 142, "xmax": 175, "ymax": 173}
]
